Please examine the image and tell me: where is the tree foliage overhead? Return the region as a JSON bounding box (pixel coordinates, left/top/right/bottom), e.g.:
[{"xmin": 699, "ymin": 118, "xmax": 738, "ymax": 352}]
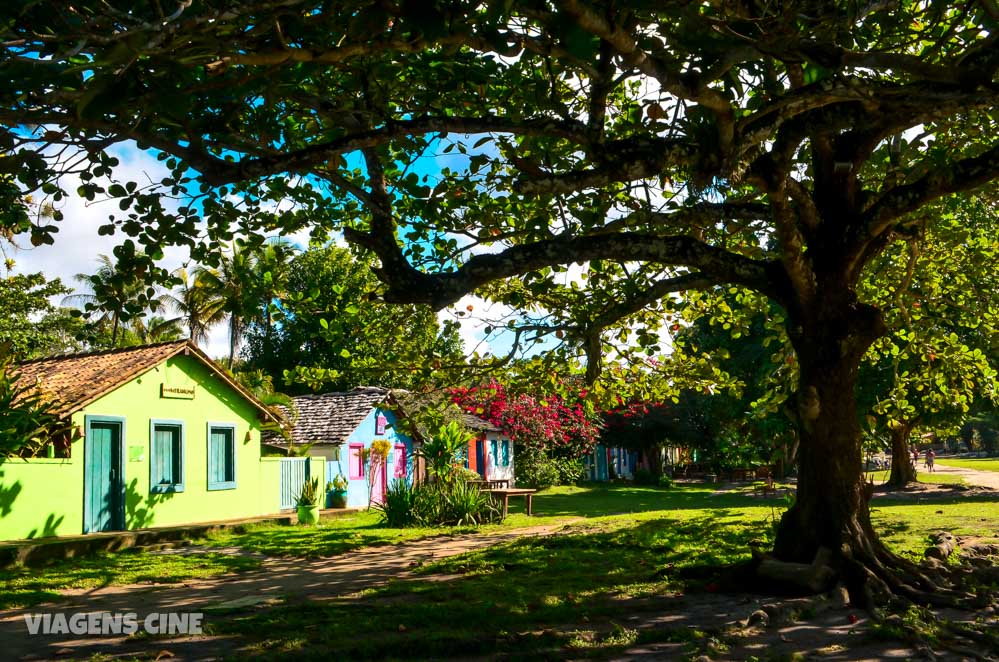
[
  {"xmin": 3, "ymin": 0, "xmax": 999, "ymax": 608},
  {"xmin": 243, "ymin": 244, "xmax": 465, "ymax": 393}
]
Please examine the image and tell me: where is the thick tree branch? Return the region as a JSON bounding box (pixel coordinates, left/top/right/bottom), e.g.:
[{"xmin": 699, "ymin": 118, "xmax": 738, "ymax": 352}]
[
  {"xmin": 579, "ymin": 272, "xmax": 714, "ymax": 383},
  {"xmin": 771, "ymin": 192, "xmax": 817, "ymax": 306},
  {"xmin": 514, "ymin": 137, "xmax": 697, "ymax": 194},
  {"xmin": 553, "ymin": 0, "xmax": 735, "ymax": 148},
  {"xmin": 345, "ymin": 227, "xmax": 784, "ymax": 310},
  {"xmin": 860, "ymin": 141, "xmax": 999, "ymax": 240}
]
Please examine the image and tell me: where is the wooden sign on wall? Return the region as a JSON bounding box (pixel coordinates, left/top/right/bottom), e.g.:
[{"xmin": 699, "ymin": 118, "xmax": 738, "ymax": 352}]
[{"xmin": 161, "ymin": 384, "xmax": 195, "ymax": 399}]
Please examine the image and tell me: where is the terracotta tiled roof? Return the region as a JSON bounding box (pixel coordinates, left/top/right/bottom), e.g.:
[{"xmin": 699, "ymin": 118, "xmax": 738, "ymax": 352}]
[
  {"xmin": 263, "ymin": 387, "xmax": 391, "ymax": 447},
  {"xmin": 14, "ymin": 340, "xmax": 277, "ymax": 422}
]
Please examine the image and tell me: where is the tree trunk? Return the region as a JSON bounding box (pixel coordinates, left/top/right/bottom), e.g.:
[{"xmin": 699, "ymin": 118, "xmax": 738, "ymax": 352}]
[
  {"xmin": 771, "ymin": 298, "xmax": 920, "ymax": 605},
  {"xmin": 887, "ymin": 421, "xmax": 917, "ymax": 488}
]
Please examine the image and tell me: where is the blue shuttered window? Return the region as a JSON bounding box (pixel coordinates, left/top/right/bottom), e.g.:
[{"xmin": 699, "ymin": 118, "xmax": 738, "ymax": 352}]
[
  {"xmin": 208, "ymin": 424, "xmax": 237, "ymax": 490},
  {"xmin": 490, "ymin": 439, "xmax": 498, "ymax": 467},
  {"xmin": 501, "ymin": 440, "xmax": 510, "ymax": 467},
  {"xmin": 150, "ymin": 420, "xmax": 184, "ymax": 493}
]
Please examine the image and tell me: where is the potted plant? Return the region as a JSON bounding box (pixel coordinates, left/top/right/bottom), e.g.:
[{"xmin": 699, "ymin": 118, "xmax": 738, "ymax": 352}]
[
  {"xmin": 327, "ymin": 474, "xmax": 348, "ymax": 508},
  {"xmin": 296, "ymin": 477, "xmax": 321, "ymax": 525}
]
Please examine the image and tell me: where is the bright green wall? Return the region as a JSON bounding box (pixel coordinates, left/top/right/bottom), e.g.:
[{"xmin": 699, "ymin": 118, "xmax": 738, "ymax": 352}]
[
  {"xmin": 0, "ymin": 458, "xmax": 82, "ymax": 540},
  {"xmin": 0, "ymin": 355, "xmax": 284, "ymax": 541}
]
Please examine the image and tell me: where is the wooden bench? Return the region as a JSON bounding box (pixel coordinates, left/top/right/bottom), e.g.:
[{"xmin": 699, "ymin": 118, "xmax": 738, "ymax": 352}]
[{"xmin": 485, "ymin": 488, "xmax": 536, "ymax": 517}]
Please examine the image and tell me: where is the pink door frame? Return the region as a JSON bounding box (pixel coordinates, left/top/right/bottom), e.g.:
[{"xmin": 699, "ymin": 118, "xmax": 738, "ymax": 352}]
[{"xmin": 370, "ymin": 458, "xmax": 388, "ymax": 505}]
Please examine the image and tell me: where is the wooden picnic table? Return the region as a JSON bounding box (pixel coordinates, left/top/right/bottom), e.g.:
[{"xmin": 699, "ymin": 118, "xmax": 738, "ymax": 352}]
[
  {"xmin": 467, "ymin": 479, "xmax": 510, "ymax": 490},
  {"xmin": 730, "ymin": 467, "xmax": 755, "ymax": 482},
  {"xmin": 485, "ymin": 488, "xmax": 537, "ymax": 517}
]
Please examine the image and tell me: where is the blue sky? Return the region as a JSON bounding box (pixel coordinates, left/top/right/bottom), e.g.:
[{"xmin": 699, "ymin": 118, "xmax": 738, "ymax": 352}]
[{"xmin": 8, "ymin": 139, "xmax": 517, "ymax": 360}]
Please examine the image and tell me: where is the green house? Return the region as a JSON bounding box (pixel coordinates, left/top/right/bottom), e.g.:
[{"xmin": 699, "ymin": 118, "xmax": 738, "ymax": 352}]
[{"xmin": 0, "ymin": 340, "xmax": 284, "ymax": 541}]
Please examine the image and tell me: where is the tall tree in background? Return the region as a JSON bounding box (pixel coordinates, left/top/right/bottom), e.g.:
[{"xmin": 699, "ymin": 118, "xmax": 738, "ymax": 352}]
[
  {"xmin": 857, "ymin": 197, "xmax": 999, "ymax": 487},
  {"xmin": 244, "ymin": 245, "xmax": 464, "ymax": 392},
  {"xmin": 0, "ymin": 271, "xmax": 78, "ymax": 358},
  {"xmin": 194, "ymin": 241, "xmax": 294, "ymax": 368},
  {"xmin": 164, "ymin": 268, "xmax": 226, "ymax": 347},
  {"xmin": 4, "ymin": 1, "xmax": 999, "ymax": 606},
  {"xmin": 63, "ymin": 254, "xmax": 166, "ymax": 347}
]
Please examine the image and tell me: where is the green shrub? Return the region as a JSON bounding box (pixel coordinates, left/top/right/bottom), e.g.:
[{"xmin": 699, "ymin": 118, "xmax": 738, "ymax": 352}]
[
  {"xmin": 551, "ymin": 456, "xmax": 584, "ymax": 484},
  {"xmin": 455, "ymin": 466, "xmax": 482, "ymax": 483},
  {"xmin": 514, "ymin": 446, "xmax": 561, "ymax": 489},
  {"xmin": 377, "ymin": 479, "xmax": 502, "ymax": 528},
  {"xmin": 379, "ymin": 479, "xmax": 417, "ymax": 527},
  {"xmin": 441, "ymin": 479, "xmax": 501, "ymax": 526},
  {"xmin": 514, "ymin": 446, "xmax": 585, "ymax": 489}
]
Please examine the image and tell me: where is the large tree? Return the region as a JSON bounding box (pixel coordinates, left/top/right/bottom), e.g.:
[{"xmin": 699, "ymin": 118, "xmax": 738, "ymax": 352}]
[
  {"xmin": 3, "ymin": 1, "xmax": 999, "ymax": 606},
  {"xmin": 857, "ymin": 198, "xmax": 999, "ymax": 487}
]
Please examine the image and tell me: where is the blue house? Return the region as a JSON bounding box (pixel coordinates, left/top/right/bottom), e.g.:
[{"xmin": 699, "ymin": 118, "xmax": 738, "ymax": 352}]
[
  {"xmin": 585, "ymin": 444, "xmax": 638, "ymax": 481},
  {"xmin": 263, "ymin": 387, "xmax": 415, "ymax": 508}
]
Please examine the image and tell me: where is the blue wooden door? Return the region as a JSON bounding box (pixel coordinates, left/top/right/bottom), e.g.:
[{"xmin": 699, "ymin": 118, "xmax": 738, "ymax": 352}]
[
  {"xmin": 84, "ymin": 419, "xmax": 124, "ymax": 533},
  {"xmin": 475, "ymin": 440, "xmax": 487, "ymax": 479}
]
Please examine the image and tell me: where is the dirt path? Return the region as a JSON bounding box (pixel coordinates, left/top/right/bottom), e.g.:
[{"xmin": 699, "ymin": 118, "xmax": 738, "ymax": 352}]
[
  {"xmin": 932, "ymin": 460, "xmax": 999, "ymax": 489},
  {"xmin": 0, "ymin": 522, "xmax": 574, "ymax": 661}
]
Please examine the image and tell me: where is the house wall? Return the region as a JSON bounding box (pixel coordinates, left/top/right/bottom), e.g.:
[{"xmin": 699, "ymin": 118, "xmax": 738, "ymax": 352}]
[
  {"xmin": 484, "ymin": 432, "xmax": 515, "ymax": 485},
  {"xmin": 0, "ymin": 355, "xmax": 280, "ymax": 541},
  {"xmin": 0, "ymin": 458, "xmax": 82, "ymax": 539},
  {"xmin": 341, "ymin": 407, "xmax": 414, "ymax": 508}
]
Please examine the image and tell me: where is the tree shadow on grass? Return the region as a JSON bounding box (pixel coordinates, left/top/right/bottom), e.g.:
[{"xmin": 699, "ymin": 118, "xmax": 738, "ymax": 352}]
[{"xmin": 210, "ymin": 513, "xmax": 774, "ymax": 659}]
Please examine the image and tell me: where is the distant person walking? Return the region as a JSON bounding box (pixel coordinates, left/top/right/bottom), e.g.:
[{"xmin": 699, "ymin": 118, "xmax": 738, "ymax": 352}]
[{"xmin": 926, "ymin": 449, "xmax": 936, "ymax": 473}]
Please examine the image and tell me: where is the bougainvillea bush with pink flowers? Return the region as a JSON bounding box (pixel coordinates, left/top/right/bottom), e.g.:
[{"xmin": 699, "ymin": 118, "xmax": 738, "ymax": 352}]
[{"xmin": 450, "ymin": 381, "xmax": 600, "ymax": 488}]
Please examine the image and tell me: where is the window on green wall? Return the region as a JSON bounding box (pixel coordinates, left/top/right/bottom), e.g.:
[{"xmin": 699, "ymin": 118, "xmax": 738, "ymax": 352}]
[
  {"xmin": 150, "ymin": 420, "xmax": 184, "ymax": 493},
  {"xmin": 208, "ymin": 423, "xmax": 237, "ymax": 490}
]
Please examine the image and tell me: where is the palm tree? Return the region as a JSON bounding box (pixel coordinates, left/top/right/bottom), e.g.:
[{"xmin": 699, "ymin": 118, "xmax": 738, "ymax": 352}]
[
  {"xmin": 195, "ymin": 240, "xmax": 295, "ymax": 368},
  {"xmin": 63, "ymin": 255, "xmax": 144, "ymax": 346},
  {"xmin": 129, "ymin": 315, "xmax": 185, "ymax": 345},
  {"xmin": 163, "ymin": 268, "xmax": 226, "ymax": 347}
]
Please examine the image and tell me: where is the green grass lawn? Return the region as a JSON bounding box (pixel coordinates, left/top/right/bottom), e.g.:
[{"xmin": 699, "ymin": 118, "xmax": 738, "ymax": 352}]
[
  {"xmin": 867, "ymin": 469, "xmax": 967, "ymax": 486},
  {"xmin": 209, "ymin": 485, "xmax": 999, "ymax": 659},
  {"xmin": 198, "ymin": 508, "xmax": 570, "ymax": 559},
  {"xmin": 933, "ymin": 457, "xmax": 999, "ymax": 472},
  {"xmin": 3, "ymin": 481, "xmax": 998, "ymax": 645}
]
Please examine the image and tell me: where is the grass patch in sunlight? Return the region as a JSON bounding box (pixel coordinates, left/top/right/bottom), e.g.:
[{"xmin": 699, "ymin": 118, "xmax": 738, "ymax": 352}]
[{"xmin": 933, "ymin": 457, "xmax": 999, "ymax": 473}]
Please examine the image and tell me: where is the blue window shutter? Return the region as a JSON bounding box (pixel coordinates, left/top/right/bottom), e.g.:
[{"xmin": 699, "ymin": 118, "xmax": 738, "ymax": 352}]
[
  {"xmin": 490, "ymin": 439, "xmax": 498, "ymax": 465},
  {"xmin": 208, "ymin": 425, "xmax": 236, "ymax": 490},
  {"xmin": 502, "ymin": 440, "xmax": 510, "ymax": 467},
  {"xmin": 154, "ymin": 428, "xmax": 173, "ymax": 485},
  {"xmin": 151, "ymin": 422, "xmax": 184, "ymax": 493}
]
